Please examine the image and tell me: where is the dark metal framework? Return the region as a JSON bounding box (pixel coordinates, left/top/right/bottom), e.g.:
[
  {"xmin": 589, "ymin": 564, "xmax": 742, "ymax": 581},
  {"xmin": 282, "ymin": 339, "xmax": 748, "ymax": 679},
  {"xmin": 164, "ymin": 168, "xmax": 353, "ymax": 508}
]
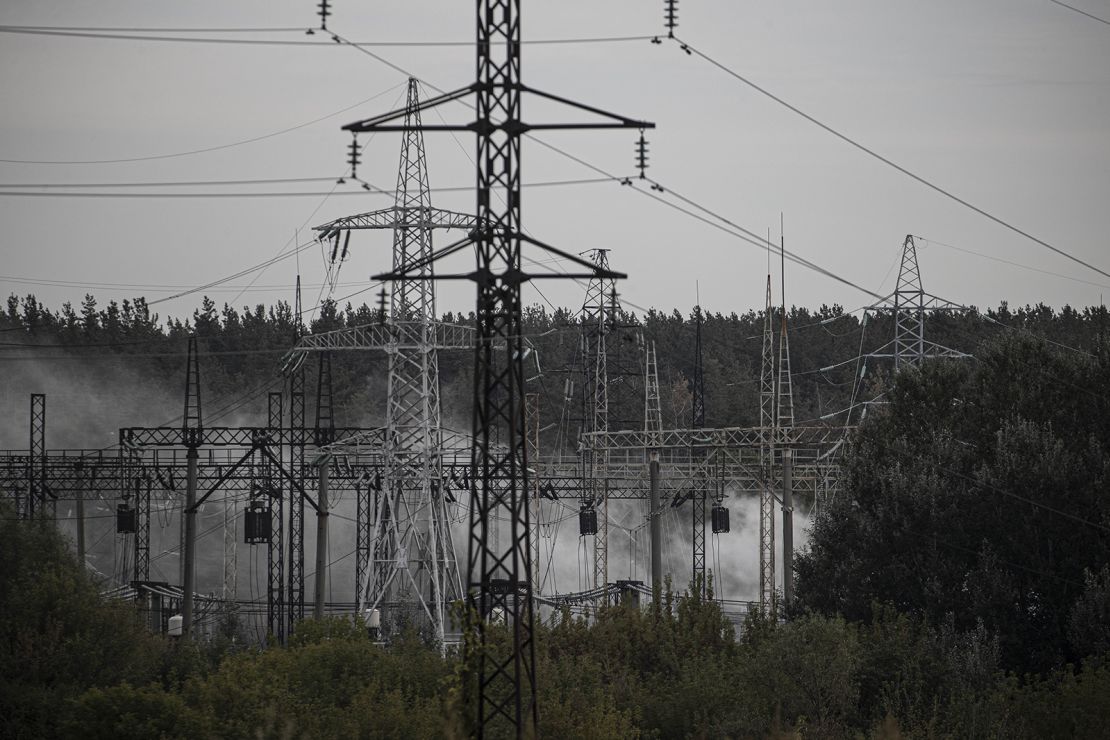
[
  {"xmin": 28, "ymin": 393, "xmax": 47, "ymax": 519},
  {"xmin": 342, "ymin": 1, "xmax": 652, "ymax": 734},
  {"xmin": 690, "ymin": 307, "xmax": 707, "ymax": 595}
]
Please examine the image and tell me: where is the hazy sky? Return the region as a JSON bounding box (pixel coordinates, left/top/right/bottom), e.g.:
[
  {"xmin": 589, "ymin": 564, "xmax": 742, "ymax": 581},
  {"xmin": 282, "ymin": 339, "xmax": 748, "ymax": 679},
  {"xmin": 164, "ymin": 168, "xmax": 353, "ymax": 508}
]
[{"xmin": 2, "ymin": 0, "xmax": 1108, "ymax": 322}]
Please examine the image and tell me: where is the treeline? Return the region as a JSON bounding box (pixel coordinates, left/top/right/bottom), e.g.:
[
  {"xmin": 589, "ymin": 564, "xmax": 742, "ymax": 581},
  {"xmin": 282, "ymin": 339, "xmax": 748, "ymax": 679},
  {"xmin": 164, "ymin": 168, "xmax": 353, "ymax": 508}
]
[{"xmin": 4, "ymin": 292, "xmax": 1110, "ymax": 446}]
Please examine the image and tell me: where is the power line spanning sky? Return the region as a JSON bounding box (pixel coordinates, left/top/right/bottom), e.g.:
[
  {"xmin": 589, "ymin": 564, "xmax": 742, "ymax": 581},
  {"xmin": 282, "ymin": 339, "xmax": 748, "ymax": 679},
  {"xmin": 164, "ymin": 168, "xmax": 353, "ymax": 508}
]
[{"xmin": 1, "ymin": 1, "xmax": 1108, "ymax": 322}]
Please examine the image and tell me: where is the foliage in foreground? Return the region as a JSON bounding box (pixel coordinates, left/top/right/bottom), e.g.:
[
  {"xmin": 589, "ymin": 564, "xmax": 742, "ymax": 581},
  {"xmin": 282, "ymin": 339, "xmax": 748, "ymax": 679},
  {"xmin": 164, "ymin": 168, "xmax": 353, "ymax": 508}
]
[{"xmin": 3, "ymin": 506, "xmax": 1108, "ymax": 739}]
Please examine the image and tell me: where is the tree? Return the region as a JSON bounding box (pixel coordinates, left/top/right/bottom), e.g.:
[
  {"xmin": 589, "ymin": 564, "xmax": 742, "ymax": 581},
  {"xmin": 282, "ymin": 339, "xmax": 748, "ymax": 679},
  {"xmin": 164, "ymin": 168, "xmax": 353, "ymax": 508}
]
[{"xmin": 796, "ymin": 334, "xmax": 1110, "ymax": 673}]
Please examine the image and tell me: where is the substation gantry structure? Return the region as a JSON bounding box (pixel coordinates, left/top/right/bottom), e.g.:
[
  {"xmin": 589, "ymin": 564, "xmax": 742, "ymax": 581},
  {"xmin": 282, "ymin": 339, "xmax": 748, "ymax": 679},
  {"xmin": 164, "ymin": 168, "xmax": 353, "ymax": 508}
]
[
  {"xmin": 0, "ymin": 337, "xmax": 385, "ymax": 643},
  {"xmin": 531, "ymin": 257, "xmax": 845, "ymax": 618}
]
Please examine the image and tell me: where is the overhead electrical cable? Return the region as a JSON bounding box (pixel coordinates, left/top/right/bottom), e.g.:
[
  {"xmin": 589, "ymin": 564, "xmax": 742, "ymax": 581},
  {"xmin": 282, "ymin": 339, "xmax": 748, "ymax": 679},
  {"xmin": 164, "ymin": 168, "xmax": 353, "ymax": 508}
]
[
  {"xmin": 1046, "ymin": 0, "xmax": 1110, "ymax": 26},
  {"xmin": 670, "ymin": 35, "xmax": 1110, "ymax": 282},
  {"xmin": 914, "ymin": 235, "xmax": 1110, "ymax": 290},
  {"xmin": 0, "ymin": 176, "xmax": 339, "ymax": 189},
  {"xmin": 329, "ymin": 27, "xmax": 885, "ymax": 304},
  {"xmin": 0, "ymin": 177, "xmax": 617, "ymax": 198},
  {"xmin": 145, "ymin": 240, "xmax": 318, "ymax": 306},
  {"xmin": 0, "ymin": 25, "xmax": 307, "ymax": 33},
  {"xmin": 0, "ymin": 83, "xmax": 405, "ymax": 164},
  {"xmin": 0, "ymin": 25, "xmax": 655, "ymax": 47}
]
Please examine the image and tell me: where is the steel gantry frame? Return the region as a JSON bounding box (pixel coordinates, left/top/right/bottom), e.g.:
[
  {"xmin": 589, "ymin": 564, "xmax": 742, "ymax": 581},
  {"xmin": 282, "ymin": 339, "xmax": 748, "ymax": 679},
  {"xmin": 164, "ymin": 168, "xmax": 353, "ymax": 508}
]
[{"xmin": 341, "ymin": 2, "xmax": 653, "ymax": 733}]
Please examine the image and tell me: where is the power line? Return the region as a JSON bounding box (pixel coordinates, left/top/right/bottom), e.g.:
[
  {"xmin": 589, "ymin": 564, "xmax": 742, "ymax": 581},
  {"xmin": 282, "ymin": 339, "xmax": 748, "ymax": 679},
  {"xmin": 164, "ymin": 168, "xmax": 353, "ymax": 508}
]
[
  {"xmin": 0, "ymin": 176, "xmax": 339, "ymax": 189},
  {"xmin": 2, "ymin": 25, "xmax": 308, "ymax": 33},
  {"xmin": 0, "ymin": 176, "xmax": 617, "ymax": 199},
  {"xmin": 670, "ymin": 35, "xmax": 1110, "ymax": 283},
  {"xmin": 146, "ymin": 240, "xmax": 319, "ymax": 306},
  {"xmin": 329, "ymin": 26, "xmax": 887, "ymax": 306},
  {"xmin": 1046, "ymin": 0, "xmax": 1110, "ymax": 26},
  {"xmin": 0, "ymin": 25, "xmax": 655, "ymax": 48},
  {"xmin": 0, "ymin": 274, "xmax": 375, "ymax": 292},
  {"xmin": 914, "ymin": 234, "xmax": 1110, "ymax": 290},
  {"xmin": 0, "ymin": 83, "xmax": 405, "ymax": 165}
]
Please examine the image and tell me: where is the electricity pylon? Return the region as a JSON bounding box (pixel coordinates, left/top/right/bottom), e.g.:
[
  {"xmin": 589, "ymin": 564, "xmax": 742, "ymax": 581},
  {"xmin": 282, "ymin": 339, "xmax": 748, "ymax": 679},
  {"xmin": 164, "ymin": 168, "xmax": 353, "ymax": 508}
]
[
  {"xmin": 581, "ymin": 249, "xmax": 613, "ymax": 592},
  {"xmin": 690, "ymin": 305, "xmax": 707, "ymax": 595},
  {"xmin": 310, "ymin": 79, "xmax": 469, "ymax": 646},
  {"xmin": 343, "ymin": 3, "xmax": 653, "ymax": 732},
  {"xmin": 868, "ymin": 235, "xmax": 969, "ymax": 369},
  {"xmin": 759, "ymin": 276, "xmax": 776, "ymax": 613}
]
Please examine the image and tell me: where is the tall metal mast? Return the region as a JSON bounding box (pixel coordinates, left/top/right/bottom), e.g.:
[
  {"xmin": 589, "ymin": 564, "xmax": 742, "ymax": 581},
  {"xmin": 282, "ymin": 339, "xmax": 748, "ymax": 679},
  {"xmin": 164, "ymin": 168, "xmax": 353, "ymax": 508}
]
[
  {"xmin": 581, "ymin": 249, "xmax": 613, "ymax": 592},
  {"xmin": 776, "ymin": 226, "xmax": 796, "ymax": 610},
  {"xmin": 344, "ymin": 3, "xmax": 652, "ymax": 732},
  {"xmin": 690, "ymin": 304, "xmax": 707, "ymax": 595},
  {"xmin": 759, "ymin": 275, "xmax": 776, "ymax": 613},
  {"xmin": 371, "ymin": 78, "xmax": 462, "ymax": 645}
]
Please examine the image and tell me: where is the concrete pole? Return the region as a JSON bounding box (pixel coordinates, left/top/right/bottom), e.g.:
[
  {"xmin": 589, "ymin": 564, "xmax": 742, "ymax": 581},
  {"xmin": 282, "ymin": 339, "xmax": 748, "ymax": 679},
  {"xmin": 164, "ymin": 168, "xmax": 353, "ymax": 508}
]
[
  {"xmin": 649, "ymin": 451, "xmax": 662, "ymax": 604},
  {"xmin": 182, "ymin": 448, "xmax": 198, "ymax": 638},
  {"xmin": 781, "ymin": 448, "xmax": 794, "ymax": 611},
  {"xmin": 314, "ymin": 458, "xmax": 330, "ymax": 620}
]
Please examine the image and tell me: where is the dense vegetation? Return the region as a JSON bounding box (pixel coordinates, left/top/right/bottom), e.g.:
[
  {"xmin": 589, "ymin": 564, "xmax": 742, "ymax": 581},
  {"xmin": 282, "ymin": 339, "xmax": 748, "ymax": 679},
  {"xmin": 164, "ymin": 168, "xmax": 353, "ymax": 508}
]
[
  {"xmin": 2, "ymin": 499, "xmax": 1108, "ymax": 738},
  {"xmin": 3, "ymin": 294, "xmax": 1109, "ymax": 737},
  {"xmin": 4, "ymin": 291, "xmax": 1109, "ymax": 441}
]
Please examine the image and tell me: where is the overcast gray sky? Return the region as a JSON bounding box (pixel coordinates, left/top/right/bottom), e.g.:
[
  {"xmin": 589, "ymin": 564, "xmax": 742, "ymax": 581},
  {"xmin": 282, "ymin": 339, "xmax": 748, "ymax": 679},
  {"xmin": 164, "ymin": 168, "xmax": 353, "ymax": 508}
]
[{"xmin": 2, "ymin": 0, "xmax": 1108, "ymax": 322}]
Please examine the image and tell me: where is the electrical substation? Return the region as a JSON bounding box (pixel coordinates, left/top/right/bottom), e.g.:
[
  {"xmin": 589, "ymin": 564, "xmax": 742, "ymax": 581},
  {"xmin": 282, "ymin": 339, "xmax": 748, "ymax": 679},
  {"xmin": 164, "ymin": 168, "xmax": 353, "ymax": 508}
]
[{"xmin": 0, "ymin": 2, "xmax": 994, "ymax": 737}]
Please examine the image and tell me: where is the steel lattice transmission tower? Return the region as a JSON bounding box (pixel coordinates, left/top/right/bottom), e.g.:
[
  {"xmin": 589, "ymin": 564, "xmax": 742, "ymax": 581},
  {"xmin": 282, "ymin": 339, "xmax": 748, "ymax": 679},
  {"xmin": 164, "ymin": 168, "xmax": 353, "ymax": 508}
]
[
  {"xmin": 309, "ymin": 79, "xmax": 472, "ymax": 645},
  {"xmin": 581, "ymin": 248, "xmax": 614, "ymax": 592},
  {"xmin": 690, "ymin": 305, "xmax": 708, "ymax": 595},
  {"xmin": 343, "ymin": 3, "xmax": 652, "ymax": 733},
  {"xmin": 758, "ymin": 276, "xmax": 776, "ymax": 613},
  {"xmin": 868, "ymin": 235, "xmax": 969, "ymax": 369},
  {"xmin": 644, "ymin": 341, "xmax": 664, "ymax": 449},
  {"xmin": 373, "ymin": 78, "xmax": 463, "ymax": 644}
]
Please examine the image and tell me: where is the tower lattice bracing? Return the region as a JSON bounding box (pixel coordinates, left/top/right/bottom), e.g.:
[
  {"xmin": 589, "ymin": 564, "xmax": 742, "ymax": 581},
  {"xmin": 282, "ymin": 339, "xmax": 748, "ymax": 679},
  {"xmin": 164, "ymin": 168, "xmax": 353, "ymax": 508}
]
[
  {"xmin": 342, "ymin": 4, "xmax": 651, "ymax": 730},
  {"xmin": 581, "ymin": 248, "xmax": 614, "ymax": 592},
  {"xmin": 362, "ymin": 79, "xmax": 463, "ymax": 645},
  {"xmin": 893, "ymin": 234, "xmax": 926, "ymax": 371},
  {"xmin": 759, "ymin": 276, "xmax": 776, "ymax": 613},
  {"xmin": 644, "ymin": 342, "xmax": 663, "ymax": 449},
  {"xmin": 867, "ymin": 234, "xmax": 968, "ymax": 369}
]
